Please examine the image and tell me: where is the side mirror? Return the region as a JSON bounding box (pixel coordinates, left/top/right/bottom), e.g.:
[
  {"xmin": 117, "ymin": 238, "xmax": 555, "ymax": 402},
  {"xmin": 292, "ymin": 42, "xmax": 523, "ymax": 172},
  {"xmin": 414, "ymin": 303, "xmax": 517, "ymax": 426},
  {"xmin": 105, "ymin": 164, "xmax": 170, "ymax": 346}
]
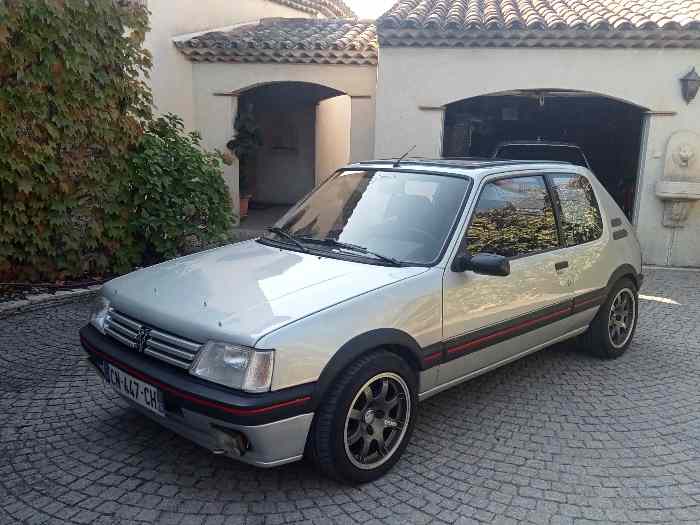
[
  {"xmin": 451, "ymin": 252, "xmax": 510, "ymax": 276},
  {"xmin": 451, "ymin": 253, "xmax": 472, "ymax": 273}
]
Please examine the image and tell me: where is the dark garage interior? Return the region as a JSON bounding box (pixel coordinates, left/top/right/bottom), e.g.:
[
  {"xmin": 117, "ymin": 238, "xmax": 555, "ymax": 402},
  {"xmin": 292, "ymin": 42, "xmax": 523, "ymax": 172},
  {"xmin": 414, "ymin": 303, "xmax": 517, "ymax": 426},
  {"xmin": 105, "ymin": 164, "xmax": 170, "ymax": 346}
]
[{"xmin": 442, "ymin": 90, "xmax": 646, "ymax": 219}]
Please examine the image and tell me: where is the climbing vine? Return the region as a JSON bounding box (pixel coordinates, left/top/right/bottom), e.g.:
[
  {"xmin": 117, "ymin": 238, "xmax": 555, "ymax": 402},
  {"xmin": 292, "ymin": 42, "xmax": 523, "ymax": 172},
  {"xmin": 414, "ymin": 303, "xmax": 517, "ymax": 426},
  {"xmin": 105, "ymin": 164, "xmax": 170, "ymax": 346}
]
[{"xmin": 0, "ymin": 0, "xmax": 152, "ymax": 281}]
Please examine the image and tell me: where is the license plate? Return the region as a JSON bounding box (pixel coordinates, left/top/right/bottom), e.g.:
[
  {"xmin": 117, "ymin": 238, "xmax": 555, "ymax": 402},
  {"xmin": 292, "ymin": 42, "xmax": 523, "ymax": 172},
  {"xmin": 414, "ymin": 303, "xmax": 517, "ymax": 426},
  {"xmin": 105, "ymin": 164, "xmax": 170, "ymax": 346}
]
[{"xmin": 105, "ymin": 364, "xmax": 165, "ymax": 417}]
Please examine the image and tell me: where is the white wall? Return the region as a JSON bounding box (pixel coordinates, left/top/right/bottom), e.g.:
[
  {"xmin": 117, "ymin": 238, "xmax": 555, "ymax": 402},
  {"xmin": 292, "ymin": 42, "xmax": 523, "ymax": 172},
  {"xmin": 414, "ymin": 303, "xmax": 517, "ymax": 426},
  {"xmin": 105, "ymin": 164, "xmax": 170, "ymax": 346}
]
[
  {"xmin": 349, "ymin": 96, "xmax": 376, "ymax": 162},
  {"xmin": 193, "ymin": 63, "xmax": 377, "ymax": 102},
  {"xmin": 375, "ymin": 47, "xmax": 700, "ymax": 267},
  {"xmin": 315, "ymin": 95, "xmax": 351, "ymax": 184},
  {"xmin": 145, "ymin": 0, "xmax": 309, "ymax": 129}
]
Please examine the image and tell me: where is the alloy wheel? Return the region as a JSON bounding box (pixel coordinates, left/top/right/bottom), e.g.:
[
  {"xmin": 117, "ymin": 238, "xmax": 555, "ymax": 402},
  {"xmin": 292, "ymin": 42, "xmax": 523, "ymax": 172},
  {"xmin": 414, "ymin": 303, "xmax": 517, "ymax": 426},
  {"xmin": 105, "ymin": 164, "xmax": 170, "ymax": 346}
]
[
  {"xmin": 608, "ymin": 288, "xmax": 636, "ymax": 349},
  {"xmin": 343, "ymin": 372, "xmax": 411, "ymax": 470}
]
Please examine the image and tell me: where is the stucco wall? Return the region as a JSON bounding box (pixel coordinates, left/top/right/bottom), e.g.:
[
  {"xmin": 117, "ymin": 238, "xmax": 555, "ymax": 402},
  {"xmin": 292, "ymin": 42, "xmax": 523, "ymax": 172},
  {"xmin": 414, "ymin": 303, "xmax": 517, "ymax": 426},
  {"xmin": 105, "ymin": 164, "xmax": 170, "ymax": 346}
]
[
  {"xmin": 315, "ymin": 95, "xmax": 351, "ymax": 185},
  {"xmin": 375, "ymin": 47, "xmax": 700, "ymax": 267},
  {"xmin": 145, "ymin": 0, "xmax": 308, "ymax": 129}
]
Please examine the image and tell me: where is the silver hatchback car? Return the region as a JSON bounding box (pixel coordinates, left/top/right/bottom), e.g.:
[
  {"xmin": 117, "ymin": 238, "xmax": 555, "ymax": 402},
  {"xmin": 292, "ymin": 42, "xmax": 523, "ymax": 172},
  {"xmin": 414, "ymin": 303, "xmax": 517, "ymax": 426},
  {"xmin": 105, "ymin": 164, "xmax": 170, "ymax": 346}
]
[{"xmin": 81, "ymin": 159, "xmax": 643, "ymax": 483}]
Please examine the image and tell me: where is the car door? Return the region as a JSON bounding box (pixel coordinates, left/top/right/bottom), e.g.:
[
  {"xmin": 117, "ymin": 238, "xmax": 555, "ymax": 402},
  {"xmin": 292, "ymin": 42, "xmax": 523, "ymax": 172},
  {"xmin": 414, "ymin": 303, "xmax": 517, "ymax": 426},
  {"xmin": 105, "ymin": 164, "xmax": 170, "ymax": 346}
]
[
  {"xmin": 546, "ymin": 173, "xmax": 608, "ymax": 324},
  {"xmin": 439, "ymin": 173, "xmax": 577, "ymax": 386}
]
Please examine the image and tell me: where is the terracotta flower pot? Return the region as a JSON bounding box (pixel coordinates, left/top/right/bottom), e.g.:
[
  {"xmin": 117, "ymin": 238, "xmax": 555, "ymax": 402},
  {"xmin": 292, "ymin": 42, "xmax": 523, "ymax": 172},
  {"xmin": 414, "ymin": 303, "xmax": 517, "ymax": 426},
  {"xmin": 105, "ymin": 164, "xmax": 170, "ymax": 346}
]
[{"xmin": 239, "ymin": 195, "xmax": 251, "ymax": 218}]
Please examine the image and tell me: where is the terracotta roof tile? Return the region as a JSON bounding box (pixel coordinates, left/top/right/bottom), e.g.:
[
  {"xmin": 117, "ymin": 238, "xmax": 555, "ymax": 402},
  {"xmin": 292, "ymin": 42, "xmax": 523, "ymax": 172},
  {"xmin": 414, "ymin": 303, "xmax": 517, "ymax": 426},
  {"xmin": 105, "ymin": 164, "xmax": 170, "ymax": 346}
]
[
  {"xmin": 378, "ymin": 0, "xmax": 700, "ymax": 47},
  {"xmin": 268, "ymin": 0, "xmax": 355, "ymax": 18},
  {"xmin": 175, "ymin": 18, "xmax": 377, "ymax": 65}
]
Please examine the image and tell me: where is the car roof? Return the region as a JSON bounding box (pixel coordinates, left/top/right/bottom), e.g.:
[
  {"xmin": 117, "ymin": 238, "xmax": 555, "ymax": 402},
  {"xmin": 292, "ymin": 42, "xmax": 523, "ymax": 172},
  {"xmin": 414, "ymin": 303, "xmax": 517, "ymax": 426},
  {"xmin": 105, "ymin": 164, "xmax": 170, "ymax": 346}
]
[
  {"xmin": 346, "ymin": 157, "xmax": 578, "ymax": 180},
  {"xmin": 494, "ymin": 140, "xmax": 584, "ymax": 148}
]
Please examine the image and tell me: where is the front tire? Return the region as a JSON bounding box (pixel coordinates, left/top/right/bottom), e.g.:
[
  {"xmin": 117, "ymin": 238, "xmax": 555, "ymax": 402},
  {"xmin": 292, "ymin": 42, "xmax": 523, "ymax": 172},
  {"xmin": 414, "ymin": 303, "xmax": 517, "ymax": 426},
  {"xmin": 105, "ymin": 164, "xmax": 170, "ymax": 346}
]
[
  {"xmin": 582, "ymin": 277, "xmax": 638, "ymax": 358},
  {"xmin": 307, "ymin": 351, "xmax": 417, "ymax": 484}
]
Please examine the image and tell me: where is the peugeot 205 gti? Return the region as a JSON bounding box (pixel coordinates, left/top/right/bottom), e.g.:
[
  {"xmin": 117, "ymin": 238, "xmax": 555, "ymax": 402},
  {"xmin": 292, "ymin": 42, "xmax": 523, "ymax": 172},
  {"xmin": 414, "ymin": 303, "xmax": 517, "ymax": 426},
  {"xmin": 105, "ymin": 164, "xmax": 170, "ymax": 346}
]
[{"xmin": 81, "ymin": 158, "xmax": 643, "ymax": 483}]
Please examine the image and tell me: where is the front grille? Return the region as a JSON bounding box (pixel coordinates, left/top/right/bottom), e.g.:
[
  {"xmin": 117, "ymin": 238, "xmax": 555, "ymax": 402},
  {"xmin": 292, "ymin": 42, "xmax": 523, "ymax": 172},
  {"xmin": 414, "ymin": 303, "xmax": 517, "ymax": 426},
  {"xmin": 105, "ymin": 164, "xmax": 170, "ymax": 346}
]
[{"xmin": 104, "ymin": 309, "xmax": 202, "ymax": 369}]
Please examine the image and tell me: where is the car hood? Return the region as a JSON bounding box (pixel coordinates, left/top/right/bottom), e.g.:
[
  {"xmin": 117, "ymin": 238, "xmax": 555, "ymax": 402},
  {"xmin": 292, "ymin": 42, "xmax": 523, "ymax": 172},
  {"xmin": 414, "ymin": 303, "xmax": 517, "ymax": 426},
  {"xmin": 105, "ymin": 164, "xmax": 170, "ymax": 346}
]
[{"xmin": 102, "ymin": 240, "xmax": 428, "ymax": 347}]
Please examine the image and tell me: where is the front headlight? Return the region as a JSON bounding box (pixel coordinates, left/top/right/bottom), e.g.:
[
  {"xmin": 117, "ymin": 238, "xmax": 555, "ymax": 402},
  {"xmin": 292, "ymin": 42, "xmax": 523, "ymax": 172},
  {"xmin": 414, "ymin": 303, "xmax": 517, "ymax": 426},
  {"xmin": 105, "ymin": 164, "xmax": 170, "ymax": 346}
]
[
  {"xmin": 89, "ymin": 296, "xmax": 111, "ymax": 334},
  {"xmin": 190, "ymin": 342, "xmax": 274, "ymax": 393}
]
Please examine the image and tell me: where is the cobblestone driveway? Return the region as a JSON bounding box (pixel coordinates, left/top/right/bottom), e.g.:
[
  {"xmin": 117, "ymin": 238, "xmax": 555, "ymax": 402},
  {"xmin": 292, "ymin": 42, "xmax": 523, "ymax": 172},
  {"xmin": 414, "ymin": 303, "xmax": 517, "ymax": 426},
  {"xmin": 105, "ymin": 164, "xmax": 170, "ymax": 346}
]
[{"xmin": 2, "ymin": 269, "xmax": 700, "ymax": 524}]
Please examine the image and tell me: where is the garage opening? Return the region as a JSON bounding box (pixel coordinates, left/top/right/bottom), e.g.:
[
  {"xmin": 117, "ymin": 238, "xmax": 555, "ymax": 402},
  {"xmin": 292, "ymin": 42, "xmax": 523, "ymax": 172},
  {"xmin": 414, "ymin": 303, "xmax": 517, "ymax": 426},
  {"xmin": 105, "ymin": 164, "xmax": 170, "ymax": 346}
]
[
  {"xmin": 442, "ymin": 90, "xmax": 647, "ymax": 220},
  {"xmin": 235, "ymin": 81, "xmax": 350, "ymax": 226}
]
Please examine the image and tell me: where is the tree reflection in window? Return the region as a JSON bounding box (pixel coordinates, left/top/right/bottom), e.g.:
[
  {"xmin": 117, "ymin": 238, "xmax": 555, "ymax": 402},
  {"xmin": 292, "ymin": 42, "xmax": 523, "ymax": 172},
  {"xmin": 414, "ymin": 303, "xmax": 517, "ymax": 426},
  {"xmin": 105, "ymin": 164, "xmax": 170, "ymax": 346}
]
[
  {"xmin": 466, "ymin": 176, "xmax": 559, "ymax": 258},
  {"xmin": 550, "ymin": 175, "xmax": 603, "ymax": 247}
]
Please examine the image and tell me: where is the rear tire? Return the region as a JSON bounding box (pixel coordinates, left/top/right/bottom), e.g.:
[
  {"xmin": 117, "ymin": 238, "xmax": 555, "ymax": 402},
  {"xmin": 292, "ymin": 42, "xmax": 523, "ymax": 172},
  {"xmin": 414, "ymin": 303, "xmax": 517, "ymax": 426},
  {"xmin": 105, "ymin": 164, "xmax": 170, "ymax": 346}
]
[
  {"xmin": 307, "ymin": 351, "xmax": 417, "ymax": 484},
  {"xmin": 581, "ymin": 277, "xmax": 638, "ymax": 358}
]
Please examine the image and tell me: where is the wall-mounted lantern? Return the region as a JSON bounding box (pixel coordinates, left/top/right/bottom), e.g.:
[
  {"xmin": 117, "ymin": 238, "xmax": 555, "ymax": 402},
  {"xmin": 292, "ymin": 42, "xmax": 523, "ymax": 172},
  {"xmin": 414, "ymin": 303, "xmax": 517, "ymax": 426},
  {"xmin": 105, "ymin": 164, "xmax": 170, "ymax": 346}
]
[{"xmin": 680, "ymin": 67, "xmax": 700, "ymax": 104}]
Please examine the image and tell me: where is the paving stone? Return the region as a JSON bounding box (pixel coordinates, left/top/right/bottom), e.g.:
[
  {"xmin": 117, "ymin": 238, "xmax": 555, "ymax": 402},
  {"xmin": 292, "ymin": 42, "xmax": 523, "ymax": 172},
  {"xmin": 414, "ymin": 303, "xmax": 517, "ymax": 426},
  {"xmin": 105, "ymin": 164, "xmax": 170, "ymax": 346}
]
[
  {"xmin": 0, "ymin": 299, "xmax": 29, "ymax": 311},
  {"xmin": 2, "ymin": 270, "xmax": 700, "ymax": 523}
]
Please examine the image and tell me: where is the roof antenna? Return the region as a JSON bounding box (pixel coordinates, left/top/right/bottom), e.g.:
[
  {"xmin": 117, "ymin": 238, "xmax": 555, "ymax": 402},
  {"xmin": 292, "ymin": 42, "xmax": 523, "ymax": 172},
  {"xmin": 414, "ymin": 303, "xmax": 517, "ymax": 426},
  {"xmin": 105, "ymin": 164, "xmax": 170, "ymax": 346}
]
[{"xmin": 393, "ymin": 145, "xmax": 416, "ymax": 167}]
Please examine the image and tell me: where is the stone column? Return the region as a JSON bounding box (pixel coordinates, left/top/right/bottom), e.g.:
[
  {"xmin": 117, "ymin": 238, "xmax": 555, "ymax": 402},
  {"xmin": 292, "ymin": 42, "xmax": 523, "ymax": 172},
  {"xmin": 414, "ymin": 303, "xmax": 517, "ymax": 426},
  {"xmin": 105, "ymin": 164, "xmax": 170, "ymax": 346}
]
[
  {"xmin": 195, "ymin": 94, "xmax": 240, "ymax": 225},
  {"xmin": 226, "ymin": 96, "xmax": 240, "ymax": 226}
]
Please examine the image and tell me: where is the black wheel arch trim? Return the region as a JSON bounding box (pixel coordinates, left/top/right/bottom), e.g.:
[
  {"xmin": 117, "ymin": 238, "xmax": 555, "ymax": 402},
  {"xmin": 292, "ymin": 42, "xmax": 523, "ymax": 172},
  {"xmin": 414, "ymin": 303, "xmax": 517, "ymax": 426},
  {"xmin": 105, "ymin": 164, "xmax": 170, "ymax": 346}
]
[
  {"xmin": 571, "ymin": 288, "xmax": 607, "ymax": 314},
  {"xmin": 606, "ymin": 264, "xmax": 642, "ymax": 292},
  {"xmin": 312, "ymin": 328, "xmax": 427, "ymax": 408}
]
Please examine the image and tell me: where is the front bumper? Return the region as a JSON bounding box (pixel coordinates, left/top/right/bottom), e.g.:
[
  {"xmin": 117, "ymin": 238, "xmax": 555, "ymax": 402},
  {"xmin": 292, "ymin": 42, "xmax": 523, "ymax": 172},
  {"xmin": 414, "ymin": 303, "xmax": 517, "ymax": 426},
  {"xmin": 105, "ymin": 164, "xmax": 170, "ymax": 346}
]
[{"xmin": 80, "ymin": 325, "xmax": 315, "ymax": 467}]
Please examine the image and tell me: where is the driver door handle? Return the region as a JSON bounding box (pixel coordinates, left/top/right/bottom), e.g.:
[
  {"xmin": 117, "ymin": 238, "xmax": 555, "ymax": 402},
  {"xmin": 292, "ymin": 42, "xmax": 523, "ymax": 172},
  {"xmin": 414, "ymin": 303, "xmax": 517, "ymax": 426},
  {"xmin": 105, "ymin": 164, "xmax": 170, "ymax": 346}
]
[{"xmin": 555, "ymin": 261, "xmax": 569, "ymax": 271}]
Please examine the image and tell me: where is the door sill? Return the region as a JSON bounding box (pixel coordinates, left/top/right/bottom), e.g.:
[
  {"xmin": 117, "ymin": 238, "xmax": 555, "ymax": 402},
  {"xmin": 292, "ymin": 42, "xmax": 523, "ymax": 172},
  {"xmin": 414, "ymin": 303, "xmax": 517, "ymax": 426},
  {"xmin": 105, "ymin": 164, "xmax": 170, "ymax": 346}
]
[{"xmin": 418, "ymin": 326, "xmax": 587, "ymax": 402}]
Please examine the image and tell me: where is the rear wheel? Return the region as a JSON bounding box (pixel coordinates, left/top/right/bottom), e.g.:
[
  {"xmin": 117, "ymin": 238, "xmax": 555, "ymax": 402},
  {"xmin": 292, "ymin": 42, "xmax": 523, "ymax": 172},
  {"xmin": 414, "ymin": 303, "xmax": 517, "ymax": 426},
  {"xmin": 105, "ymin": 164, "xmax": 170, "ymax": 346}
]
[
  {"xmin": 581, "ymin": 277, "xmax": 638, "ymax": 358},
  {"xmin": 307, "ymin": 351, "xmax": 417, "ymax": 483}
]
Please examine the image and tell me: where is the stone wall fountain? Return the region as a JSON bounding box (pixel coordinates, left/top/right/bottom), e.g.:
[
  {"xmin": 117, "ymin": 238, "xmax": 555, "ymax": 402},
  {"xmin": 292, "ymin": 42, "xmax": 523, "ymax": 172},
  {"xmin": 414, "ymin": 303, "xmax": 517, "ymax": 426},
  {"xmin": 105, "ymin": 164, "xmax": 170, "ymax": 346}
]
[{"xmin": 655, "ymin": 130, "xmax": 700, "ymax": 228}]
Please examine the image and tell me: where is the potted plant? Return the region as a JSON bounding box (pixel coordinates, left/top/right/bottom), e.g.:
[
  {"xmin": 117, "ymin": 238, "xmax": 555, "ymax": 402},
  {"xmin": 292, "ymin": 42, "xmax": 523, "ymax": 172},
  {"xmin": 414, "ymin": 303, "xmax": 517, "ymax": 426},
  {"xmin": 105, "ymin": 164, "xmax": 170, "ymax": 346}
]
[{"xmin": 227, "ymin": 105, "xmax": 262, "ymax": 218}]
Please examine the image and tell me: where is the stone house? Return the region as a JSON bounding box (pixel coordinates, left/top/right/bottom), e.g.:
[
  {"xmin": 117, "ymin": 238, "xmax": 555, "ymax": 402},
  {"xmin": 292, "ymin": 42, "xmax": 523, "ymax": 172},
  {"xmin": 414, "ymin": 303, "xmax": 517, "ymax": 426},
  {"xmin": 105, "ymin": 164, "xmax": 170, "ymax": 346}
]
[{"xmin": 143, "ymin": 0, "xmax": 700, "ymax": 267}]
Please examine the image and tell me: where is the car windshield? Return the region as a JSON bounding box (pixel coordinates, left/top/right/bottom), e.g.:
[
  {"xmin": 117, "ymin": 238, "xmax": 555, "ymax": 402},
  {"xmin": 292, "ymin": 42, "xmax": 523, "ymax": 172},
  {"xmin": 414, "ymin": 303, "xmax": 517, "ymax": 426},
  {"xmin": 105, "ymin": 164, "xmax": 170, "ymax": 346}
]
[
  {"xmin": 267, "ymin": 169, "xmax": 471, "ymax": 265},
  {"xmin": 495, "ymin": 144, "xmax": 589, "ymax": 167}
]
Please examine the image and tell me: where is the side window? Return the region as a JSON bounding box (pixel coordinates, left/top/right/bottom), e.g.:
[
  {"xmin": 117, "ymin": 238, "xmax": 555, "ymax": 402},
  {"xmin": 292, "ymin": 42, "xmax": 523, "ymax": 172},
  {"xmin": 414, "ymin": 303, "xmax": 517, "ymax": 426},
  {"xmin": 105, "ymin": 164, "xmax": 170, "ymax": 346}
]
[
  {"xmin": 466, "ymin": 176, "xmax": 559, "ymax": 258},
  {"xmin": 549, "ymin": 175, "xmax": 603, "ymax": 246}
]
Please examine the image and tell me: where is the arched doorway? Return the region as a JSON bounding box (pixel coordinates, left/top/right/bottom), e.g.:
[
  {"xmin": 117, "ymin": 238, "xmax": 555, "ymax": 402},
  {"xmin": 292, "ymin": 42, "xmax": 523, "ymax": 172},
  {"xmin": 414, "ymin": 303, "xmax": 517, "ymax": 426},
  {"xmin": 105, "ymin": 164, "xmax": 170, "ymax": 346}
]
[
  {"xmin": 442, "ymin": 90, "xmax": 648, "ymax": 220},
  {"xmin": 235, "ymin": 81, "xmax": 350, "ymax": 225}
]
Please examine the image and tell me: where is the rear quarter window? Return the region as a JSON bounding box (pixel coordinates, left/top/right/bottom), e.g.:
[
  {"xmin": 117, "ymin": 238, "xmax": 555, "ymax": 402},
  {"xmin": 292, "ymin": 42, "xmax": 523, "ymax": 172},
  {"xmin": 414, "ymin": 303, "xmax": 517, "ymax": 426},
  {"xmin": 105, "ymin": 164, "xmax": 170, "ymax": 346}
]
[{"xmin": 549, "ymin": 175, "xmax": 603, "ymax": 246}]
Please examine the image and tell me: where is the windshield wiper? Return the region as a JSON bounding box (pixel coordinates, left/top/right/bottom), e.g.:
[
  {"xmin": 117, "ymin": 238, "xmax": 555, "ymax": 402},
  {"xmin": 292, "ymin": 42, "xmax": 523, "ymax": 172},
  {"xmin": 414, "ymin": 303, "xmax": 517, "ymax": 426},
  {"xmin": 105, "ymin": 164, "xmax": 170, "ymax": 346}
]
[
  {"xmin": 297, "ymin": 236, "xmax": 402, "ymax": 266},
  {"xmin": 265, "ymin": 227, "xmax": 309, "ymax": 253}
]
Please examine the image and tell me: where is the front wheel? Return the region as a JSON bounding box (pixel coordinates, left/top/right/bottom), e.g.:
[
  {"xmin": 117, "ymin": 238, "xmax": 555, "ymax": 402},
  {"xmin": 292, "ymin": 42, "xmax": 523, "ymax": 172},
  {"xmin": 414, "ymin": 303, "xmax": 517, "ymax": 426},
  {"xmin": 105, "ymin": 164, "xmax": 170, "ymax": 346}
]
[
  {"xmin": 307, "ymin": 351, "xmax": 417, "ymax": 483},
  {"xmin": 581, "ymin": 277, "xmax": 638, "ymax": 358}
]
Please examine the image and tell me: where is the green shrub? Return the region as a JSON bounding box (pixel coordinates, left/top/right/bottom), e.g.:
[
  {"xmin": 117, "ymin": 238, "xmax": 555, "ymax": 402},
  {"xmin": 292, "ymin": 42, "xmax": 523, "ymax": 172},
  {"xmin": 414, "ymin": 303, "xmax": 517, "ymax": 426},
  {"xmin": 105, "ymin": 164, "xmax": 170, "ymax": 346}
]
[
  {"xmin": 0, "ymin": 0, "xmax": 152, "ymax": 281},
  {"xmin": 127, "ymin": 114, "xmax": 234, "ymax": 263}
]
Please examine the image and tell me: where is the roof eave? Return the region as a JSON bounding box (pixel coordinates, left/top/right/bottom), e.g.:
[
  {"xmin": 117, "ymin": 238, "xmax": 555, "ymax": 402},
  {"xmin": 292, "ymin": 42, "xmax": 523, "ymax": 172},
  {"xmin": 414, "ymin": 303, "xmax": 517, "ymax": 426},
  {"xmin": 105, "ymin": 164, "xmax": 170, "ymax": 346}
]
[
  {"xmin": 267, "ymin": 0, "xmax": 356, "ymax": 19},
  {"xmin": 376, "ymin": 27, "xmax": 700, "ymax": 49},
  {"xmin": 175, "ymin": 47, "xmax": 378, "ymax": 66}
]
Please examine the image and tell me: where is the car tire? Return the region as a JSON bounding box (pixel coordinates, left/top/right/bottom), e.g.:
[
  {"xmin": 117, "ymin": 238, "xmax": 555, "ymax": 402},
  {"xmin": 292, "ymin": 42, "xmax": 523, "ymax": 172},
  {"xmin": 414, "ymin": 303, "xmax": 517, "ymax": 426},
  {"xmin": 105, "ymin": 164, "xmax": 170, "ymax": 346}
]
[
  {"xmin": 307, "ymin": 350, "xmax": 418, "ymax": 484},
  {"xmin": 581, "ymin": 277, "xmax": 638, "ymax": 358}
]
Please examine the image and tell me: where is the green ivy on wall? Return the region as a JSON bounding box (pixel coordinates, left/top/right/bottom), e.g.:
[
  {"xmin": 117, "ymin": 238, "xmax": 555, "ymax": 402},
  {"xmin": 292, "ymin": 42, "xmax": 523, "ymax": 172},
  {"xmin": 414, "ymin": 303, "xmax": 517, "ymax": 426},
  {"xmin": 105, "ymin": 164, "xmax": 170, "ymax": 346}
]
[{"xmin": 0, "ymin": 0, "xmax": 153, "ymax": 281}]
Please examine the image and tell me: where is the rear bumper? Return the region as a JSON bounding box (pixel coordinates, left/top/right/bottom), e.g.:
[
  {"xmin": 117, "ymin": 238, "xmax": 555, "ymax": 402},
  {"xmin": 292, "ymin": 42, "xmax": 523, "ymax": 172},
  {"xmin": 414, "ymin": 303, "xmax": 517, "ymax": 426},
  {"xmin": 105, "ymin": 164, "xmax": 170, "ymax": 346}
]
[{"xmin": 80, "ymin": 325, "xmax": 314, "ymax": 467}]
